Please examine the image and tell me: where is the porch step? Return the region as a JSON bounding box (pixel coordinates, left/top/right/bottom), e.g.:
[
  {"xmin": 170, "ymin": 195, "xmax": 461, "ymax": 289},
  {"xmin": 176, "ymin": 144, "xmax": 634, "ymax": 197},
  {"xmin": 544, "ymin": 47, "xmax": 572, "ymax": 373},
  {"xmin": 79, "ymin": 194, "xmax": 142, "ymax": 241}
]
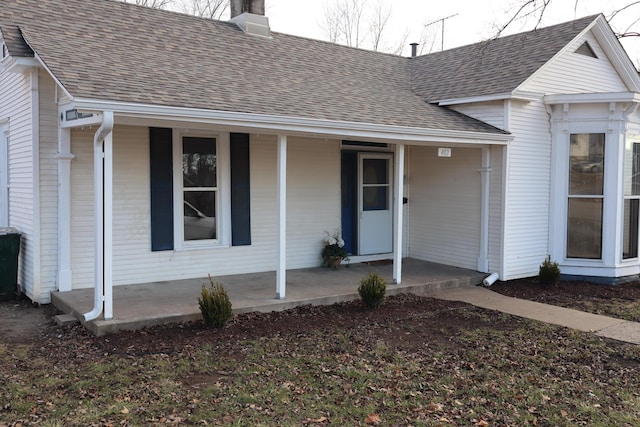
[{"xmin": 54, "ymin": 313, "xmax": 79, "ymax": 327}]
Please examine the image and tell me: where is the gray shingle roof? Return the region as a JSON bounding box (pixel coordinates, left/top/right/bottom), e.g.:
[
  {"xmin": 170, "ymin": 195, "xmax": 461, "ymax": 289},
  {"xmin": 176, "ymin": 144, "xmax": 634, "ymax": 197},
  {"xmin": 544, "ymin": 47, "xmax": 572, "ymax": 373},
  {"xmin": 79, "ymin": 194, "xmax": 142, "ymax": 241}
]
[
  {"xmin": 0, "ymin": 25, "xmax": 33, "ymax": 58},
  {"xmin": 0, "ymin": 0, "xmax": 597, "ymax": 135},
  {"xmin": 411, "ymin": 15, "xmax": 598, "ymax": 102}
]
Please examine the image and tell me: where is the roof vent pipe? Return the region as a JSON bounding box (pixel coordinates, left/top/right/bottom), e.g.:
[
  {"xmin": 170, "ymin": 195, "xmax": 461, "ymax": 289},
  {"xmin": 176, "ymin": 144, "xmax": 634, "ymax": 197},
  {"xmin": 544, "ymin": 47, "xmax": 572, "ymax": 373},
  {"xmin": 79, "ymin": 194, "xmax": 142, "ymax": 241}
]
[{"xmin": 410, "ymin": 42, "xmax": 419, "ymax": 57}]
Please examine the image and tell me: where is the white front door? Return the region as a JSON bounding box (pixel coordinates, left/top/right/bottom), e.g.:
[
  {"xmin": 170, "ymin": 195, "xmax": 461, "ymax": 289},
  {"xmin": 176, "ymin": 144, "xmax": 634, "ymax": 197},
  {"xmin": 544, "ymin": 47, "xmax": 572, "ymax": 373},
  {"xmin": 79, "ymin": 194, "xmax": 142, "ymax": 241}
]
[
  {"xmin": 0, "ymin": 126, "xmax": 7, "ymax": 227},
  {"xmin": 358, "ymin": 153, "xmax": 393, "ymax": 255}
]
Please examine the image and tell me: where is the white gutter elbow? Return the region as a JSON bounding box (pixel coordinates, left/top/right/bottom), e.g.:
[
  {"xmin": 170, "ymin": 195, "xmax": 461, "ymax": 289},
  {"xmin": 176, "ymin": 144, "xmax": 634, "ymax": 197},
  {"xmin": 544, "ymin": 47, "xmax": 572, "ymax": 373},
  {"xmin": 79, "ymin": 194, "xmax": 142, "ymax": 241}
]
[{"xmin": 83, "ymin": 111, "xmax": 114, "ymax": 322}]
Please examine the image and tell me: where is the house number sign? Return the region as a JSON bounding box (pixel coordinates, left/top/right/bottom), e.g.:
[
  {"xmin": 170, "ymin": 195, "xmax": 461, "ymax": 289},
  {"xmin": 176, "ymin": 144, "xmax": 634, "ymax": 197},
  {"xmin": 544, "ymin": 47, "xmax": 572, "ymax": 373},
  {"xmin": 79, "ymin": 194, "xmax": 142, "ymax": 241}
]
[{"xmin": 438, "ymin": 147, "xmax": 452, "ymax": 157}]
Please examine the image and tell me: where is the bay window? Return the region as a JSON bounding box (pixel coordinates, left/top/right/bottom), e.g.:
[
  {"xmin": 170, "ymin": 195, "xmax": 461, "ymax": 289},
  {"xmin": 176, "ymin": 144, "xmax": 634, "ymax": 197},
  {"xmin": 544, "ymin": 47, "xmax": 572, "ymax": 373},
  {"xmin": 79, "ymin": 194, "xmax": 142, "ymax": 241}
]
[
  {"xmin": 567, "ymin": 133, "xmax": 605, "ymax": 259},
  {"xmin": 623, "ymin": 134, "xmax": 640, "ymax": 259}
]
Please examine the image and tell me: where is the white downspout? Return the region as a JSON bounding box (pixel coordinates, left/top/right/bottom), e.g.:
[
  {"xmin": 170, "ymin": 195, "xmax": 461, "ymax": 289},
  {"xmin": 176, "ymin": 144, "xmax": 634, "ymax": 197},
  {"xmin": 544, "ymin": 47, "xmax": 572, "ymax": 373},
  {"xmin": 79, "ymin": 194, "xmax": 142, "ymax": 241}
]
[
  {"xmin": 276, "ymin": 134, "xmax": 287, "ymax": 299},
  {"xmin": 83, "ymin": 111, "xmax": 114, "ymax": 321}
]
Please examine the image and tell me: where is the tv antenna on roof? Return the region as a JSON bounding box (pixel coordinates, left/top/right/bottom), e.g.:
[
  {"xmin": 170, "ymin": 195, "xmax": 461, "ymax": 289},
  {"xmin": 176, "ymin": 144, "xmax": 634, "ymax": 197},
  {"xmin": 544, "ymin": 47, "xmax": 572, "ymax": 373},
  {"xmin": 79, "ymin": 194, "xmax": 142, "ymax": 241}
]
[{"xmin": 425, "ymin": 13, "xmax": 459, "ymax": 51}]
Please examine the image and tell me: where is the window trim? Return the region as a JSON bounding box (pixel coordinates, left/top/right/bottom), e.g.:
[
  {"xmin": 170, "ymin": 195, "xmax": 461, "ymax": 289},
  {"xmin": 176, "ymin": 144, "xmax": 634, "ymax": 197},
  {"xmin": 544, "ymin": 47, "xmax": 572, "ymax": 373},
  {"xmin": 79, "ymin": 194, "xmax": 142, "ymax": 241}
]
[{"xmin": 172, "ymin": 129, "xmax": 231, "ymax": 249}]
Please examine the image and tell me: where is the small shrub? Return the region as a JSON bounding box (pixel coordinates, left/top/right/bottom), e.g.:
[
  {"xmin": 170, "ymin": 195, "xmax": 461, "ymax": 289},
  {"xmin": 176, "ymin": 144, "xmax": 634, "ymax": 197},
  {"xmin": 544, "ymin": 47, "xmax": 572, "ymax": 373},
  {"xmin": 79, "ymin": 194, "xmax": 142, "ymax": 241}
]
[
  {"xmin": 358, "ymin": 272, "xmax": 386, "ymax": 309},
  {"xmin": 539, "ymin": 255, "xmax": 560, "ymax": 286},
  {"xmin": 198, "ymin": 275, "xmax": 232, "ymax": 328}
]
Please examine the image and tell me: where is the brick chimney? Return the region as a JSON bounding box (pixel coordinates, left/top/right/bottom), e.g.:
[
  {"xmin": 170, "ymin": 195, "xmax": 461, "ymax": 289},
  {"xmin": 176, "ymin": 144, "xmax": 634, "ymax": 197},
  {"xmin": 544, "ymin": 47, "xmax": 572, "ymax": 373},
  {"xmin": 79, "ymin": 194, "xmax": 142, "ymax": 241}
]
[
  {"xmin": 230, "ymin": 0, "xmax": 265, "ymax": 18},
  {"xmin": 229, "ymin": 0, "xmax": 270, "ymax": 38}
]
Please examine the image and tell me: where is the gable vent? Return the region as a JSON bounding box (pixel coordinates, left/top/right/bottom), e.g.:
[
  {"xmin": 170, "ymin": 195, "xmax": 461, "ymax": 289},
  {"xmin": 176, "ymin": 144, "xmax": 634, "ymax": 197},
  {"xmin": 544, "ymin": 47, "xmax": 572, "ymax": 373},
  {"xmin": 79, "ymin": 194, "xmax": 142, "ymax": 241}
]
[{"xmin": 575, "ymin": 41, "xmax": 598, "ymax": 58}]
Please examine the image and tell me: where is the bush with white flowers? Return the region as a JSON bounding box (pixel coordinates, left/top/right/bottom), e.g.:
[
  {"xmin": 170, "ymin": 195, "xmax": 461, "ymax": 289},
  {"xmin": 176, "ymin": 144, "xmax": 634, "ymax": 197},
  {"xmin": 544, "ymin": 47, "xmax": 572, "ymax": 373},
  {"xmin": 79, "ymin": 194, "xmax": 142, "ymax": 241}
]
[{"xmin": 321, "ymin": 230, "xmax": 347, "ymax": 266}]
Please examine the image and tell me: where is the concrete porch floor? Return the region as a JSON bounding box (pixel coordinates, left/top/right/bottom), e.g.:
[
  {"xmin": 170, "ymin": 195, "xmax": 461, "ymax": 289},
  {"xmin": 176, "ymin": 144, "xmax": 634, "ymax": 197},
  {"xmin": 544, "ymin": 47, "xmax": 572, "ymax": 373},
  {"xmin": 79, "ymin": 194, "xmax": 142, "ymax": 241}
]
[{"xmin": 51, "ymin": 258, "xmax": 486, "ymax": 335}]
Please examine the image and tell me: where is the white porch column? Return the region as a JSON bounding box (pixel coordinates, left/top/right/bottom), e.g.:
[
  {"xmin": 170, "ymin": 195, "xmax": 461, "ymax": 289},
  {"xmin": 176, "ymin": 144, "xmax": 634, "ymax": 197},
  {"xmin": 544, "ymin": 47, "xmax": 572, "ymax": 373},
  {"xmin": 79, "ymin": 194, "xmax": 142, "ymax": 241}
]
[
  {"xmin": 393, "ymin": 143, "xmax": 405, "ymax": 284},
  {"xmin": 276, "ymin": 135, "xmax": 287, "ymax": 299},
  {"xmin": 477, "ymin": 147, "xmax": 491, "ymax": 272},
  {"xmin": 56, "ymin": 127, "xmax": 75, "ymax": 292}
]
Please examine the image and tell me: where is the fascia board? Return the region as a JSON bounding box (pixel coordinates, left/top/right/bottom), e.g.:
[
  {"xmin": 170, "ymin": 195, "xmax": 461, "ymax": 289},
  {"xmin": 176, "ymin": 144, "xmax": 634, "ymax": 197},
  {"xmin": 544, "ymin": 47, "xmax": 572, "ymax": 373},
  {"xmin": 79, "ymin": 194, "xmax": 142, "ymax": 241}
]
[
  {"xmin": 437, "ymin": 91, "xmax": 542, "ymax": 106},
  {"xmin": 1, "ymin": 55, "xmax": 39, "ymax": 74},
  {"xmin": 69, "ymin": 97, "xmax": 513, "ymax": 145},
  {"xmin": 590, "ymin": 17, "xmax": 640, "ymax": 92}
]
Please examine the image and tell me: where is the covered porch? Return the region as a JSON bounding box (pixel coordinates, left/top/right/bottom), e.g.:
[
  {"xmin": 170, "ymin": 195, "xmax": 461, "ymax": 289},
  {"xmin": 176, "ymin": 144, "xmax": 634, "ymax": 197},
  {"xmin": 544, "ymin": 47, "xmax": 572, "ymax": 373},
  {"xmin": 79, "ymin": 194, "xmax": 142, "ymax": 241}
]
[{"xmin": 51, "ymin": 259, "xmax": 486, "ymax": 336}]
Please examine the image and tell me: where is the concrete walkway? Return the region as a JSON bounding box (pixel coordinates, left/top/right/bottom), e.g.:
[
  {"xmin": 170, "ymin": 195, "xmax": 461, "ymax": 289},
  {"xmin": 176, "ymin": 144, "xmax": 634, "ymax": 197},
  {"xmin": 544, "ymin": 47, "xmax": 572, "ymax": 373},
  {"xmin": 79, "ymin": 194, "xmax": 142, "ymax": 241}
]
[{"xmin": 428, "ymin": 286, "xmax": 640, "ymax": 345}]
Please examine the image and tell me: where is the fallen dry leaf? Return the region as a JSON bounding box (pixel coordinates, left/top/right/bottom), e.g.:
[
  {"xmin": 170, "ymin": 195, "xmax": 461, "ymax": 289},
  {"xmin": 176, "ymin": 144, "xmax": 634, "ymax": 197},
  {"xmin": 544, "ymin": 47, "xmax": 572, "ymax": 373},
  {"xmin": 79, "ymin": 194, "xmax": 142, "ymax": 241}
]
[
  {"xmin": 427, "ymin": 402, "xmax": 444, "ymax": 412},
  {"xmin": 365, "ymin": 413, "xmax": 381, "ymax": 425}
]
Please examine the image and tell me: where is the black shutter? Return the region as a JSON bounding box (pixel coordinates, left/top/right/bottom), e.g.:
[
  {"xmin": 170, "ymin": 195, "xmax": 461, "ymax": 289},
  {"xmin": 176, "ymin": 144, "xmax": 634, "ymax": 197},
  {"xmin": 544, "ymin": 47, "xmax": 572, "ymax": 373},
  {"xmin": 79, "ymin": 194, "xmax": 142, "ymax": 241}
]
[
  {"xmin": 230, "ymin": 133, "xmax": 251, "ymax": 246},
  {"xmin": 150, "ymin": 127, "xmax": 174, "ymax": 251}
]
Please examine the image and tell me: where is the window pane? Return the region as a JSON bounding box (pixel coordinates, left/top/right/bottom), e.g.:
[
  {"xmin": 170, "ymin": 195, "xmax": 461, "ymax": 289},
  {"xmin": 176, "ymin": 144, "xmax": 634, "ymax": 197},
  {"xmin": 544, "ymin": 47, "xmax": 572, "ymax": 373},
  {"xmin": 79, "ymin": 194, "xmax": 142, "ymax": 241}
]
[
  {"xmin": 183, "ymin": 137, "xmax": 216, "ymax": 188},
  {"xmin": 569, "ymin": 133, "xmax": 604, "ymax": 196},
  {"xmin": 623, "ymin": 199, "xmax": 639, "ymax": 259},
  {"xmin": 184, "ymin": 191, "xmax": 216, "ymax": 240},
  {"xmin": 567, "ymin": 198, "xmax": 602, "ymax": 259},
  {"xmin": 624, "ymin": 138, "xmax": 640, "ymax": 196},
  {"xmin": 363, "ymin": 186, "xmax": 388, "ymax": 211},
  {"xmin": 362, "ymin": 159, "xmax": 388, "ymax": 185}
]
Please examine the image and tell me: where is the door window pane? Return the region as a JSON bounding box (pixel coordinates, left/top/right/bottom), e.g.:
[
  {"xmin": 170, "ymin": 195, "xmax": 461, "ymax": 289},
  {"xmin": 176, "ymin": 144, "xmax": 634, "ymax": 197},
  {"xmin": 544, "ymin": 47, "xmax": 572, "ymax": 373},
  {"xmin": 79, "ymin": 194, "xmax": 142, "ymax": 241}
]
[
  {"xmin": 362, "ymin": 159, "xmax": 388, "ymax": 185},
  {"xmin": 363, "ymin": 186, "xmax": 388, "ymax": 211},
  {"xmin": 567, "ymin": 198, "xmax": 602, "ymax": 259},
  {"xmin": 569, "ymin": 133, "xmax": 604, "ymax": 195}
]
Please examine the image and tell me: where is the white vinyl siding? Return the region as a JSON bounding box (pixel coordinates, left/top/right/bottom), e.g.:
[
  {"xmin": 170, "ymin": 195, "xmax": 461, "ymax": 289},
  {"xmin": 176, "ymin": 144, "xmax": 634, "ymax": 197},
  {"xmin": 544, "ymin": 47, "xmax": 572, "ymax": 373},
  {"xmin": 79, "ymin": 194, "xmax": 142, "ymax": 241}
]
[
  {"xmin": 407, "ymin": 146, "xmax": 482, "ymax": 270},
  {"xmin": 502, "ymin": 99, "xmax": 553, "ymax": 279},
  {"xmin": 488, "ymin": 145, "xmax": 504, "ymax": 274},
  {"xmin": 70, "ymin": 127, "xmax": 342, "ymax": 289},
  {"xmin": 286, "ymin": 137, "xmax": 341, "ymax": 268},
  {"xmin": 521, "ymin": 32, "xmax": 627, "ymax": 94},
  {"xmin": 0, "ymin": 69, "xmax": 34, "ymax": 298},
  {"xmin": 451, "ymin": 101, "xmax": 505, "ymax": 130},
  {"xmin": 37, "ymin": 72, "xmax": 58, "ymax": 303}
]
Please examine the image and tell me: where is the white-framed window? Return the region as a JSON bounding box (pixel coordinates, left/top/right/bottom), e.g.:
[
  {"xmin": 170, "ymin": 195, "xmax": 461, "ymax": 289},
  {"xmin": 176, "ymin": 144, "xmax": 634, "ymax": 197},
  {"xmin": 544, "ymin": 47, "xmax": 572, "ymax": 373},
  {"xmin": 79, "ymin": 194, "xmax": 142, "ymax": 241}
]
[
  {"xmin": 566, "ymin": 133, "xmax": 605, "ymax": 259},
  {"xmin": 173, "ymin": 130, "xmax": 230, "ymax": 248},
  {"xmin": 623, "ymin": 134, "xmax": 640, "ymax": 260}
]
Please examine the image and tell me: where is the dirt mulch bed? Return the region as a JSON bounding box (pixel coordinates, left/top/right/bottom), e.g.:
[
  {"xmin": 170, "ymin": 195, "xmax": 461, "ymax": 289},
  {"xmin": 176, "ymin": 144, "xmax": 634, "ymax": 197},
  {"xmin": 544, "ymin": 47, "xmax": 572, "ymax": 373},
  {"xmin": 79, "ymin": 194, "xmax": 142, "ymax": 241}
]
[{"xmin": 490, "ymin": 278, "xmax": 640, "ymax": 322}]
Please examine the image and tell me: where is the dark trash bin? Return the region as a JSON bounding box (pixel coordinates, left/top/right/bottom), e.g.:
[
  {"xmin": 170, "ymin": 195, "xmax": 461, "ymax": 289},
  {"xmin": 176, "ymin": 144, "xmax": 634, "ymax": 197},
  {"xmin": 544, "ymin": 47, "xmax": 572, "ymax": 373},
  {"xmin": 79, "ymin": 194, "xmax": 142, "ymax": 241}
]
[{"xmin": 0, "ymin": 227, "xmax": 21, "ymax": 301}]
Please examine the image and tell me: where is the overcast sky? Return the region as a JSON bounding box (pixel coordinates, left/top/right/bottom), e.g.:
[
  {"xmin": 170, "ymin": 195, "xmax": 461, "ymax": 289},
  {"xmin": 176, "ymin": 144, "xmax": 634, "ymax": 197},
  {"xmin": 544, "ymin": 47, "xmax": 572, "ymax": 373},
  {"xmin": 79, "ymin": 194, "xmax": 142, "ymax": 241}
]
[{"xmin": 261, "ymin": 0, "xmax": 639, "ymax": 66}]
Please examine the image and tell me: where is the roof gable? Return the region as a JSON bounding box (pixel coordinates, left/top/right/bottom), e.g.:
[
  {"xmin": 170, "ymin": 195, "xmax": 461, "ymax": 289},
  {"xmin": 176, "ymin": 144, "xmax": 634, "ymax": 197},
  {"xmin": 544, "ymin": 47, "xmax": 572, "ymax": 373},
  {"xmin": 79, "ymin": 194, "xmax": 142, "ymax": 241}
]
[
  {"xmin": 518, "ymin": 23, "xmax": 629, "ymax": 95},
  {"xmin": 411, "ymin": 15, "xmax": 600, "ymax": 103}
]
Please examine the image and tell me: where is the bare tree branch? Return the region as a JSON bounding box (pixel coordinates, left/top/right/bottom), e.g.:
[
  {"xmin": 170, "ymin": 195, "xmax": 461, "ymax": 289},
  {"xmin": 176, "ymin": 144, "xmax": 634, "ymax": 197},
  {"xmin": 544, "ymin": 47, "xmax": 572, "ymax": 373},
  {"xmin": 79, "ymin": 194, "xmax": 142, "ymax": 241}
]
[
  {"xmin": 491, "ymin": 0, "xmax": 552, "ymax": 40},
  {"xmin": 122, "ymin": 0, "xmax": 173, "ymax": 9},
  {"xmin": 369, "ymin": 0, "xmax": 392, "ymax": 51},
  {"xmin": 178, "ymin": 0, "xmax": 228, "ymax": 19}
]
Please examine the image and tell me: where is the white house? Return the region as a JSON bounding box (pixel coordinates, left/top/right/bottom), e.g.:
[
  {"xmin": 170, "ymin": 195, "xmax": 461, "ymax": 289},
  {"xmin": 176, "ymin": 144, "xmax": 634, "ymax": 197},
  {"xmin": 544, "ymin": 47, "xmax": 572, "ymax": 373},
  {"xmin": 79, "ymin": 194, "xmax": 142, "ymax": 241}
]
[{"xmin": 1, "ymin": 0, "xmax": 639, "ymax": 319}]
